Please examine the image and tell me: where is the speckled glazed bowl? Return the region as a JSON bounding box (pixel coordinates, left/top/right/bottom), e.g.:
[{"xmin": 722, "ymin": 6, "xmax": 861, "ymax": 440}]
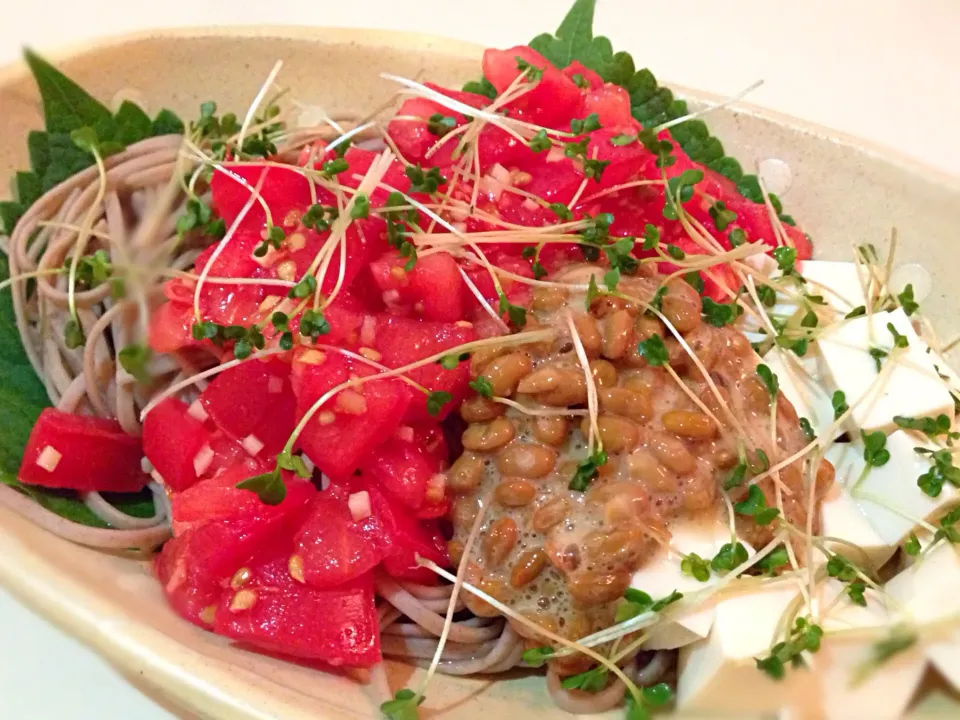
[{"xmin": 1, "ymin": 27, "xmax": 960, "ymax": 720}]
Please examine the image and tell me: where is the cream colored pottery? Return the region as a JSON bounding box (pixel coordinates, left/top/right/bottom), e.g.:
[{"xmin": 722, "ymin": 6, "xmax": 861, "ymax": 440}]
[{"xmin": 1, "ymin": 26, "xmax": 959, "ymax": 720}]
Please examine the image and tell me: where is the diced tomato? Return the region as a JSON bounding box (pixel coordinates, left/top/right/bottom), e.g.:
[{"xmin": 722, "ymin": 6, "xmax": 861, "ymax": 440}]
[
  {"xmin": 388, "ymin": 97, "xmax": 469, "ymax": 168},
  {"xmin": 702, "ymin": 263, "xmax": 741, "ymax": 302},
  {"xmin": 362, "ymin": 435, "xmax": 441, "ymax": 510},
  {"xmin": 730, "ymin": 199, "xmax": 812, "ymax": 258},
  {"xmin": 294, "ymin": 485, "xmax": 394, "ymax": 588},
  {"xmin": 424, "ymin": 82, "xmax": 489, "ymax": 110},
  {"xmin": 482, "ymin": 46, "xmax": 581, "ymax": 127},
  {"xmin": 370, "ymin": 252, "xmax": 466, "ymax": 322},
  {"xmin": 155, "ymin": 501, "xmax": 307, "ymax": 626},
  {"xmin": 495, "ymin": 190, "xmax": 555, "ymax": 229},
  {"xmin": 585, "ymin": 128, "xmax": 650, "ymax": 189},
  {"xmin": 191, "ymin": 231, "xmax": 267, "ymax": 329},
  {"xmin": 374, "ymin": 316, "xmax": 477, "ymax": 422},
  {"xmin": 412, "ymin": 424, "xmax": 450, "ymax": 466},
  {"xmin": 582, "ymin": 85, "xmax": 635, "ymax": 128},
  {"xmin": 409, "ymin": 253, "xmax": 467, "ymax": 322},
  {"xmin": 414, "ymin": 496, "xmax": 451, "ymax": 520},
  {"xmin": 170, "ymin": 465, "xmax": 315, "ymax": 536},
  {"xmin": 142, "ymin": 398, "xmax": 213, "ymax": 492},
  {"xmin": 19, "ymin": 408, "xmax": 145, "ymax": 492},
  {"xmin": 366, "ymin": 483, "xmax": 449, "ymax": 583},
  {"xmin": 319, "ymin": 290, "xmax": 375, "ymax": 347},
  {"xmin": 291, "ymin": 350, "xmax": 410, "ymax": 478},
  {"xmin": 279, "ymin": 219, "xmax": 388, "ymax": 296},
  {"xmin": 465, "ymin": 255, "xmax": 534, "ymax": 314},
  {"xmin": 335, "ymin": 147, "xmax": 413, "ymax": 204},
  {"xmin": 199, "ymin": 358, "xmax": 296, "ymax": 455},
  {"xmin": 210, "ymin": 164, "xmax": 313, "ymax": 232},
  {"xmin": 476, "ymin": 126, "xmax": 539, "ymax": 174},
  {"xmin": 148, "ymin": 299, "xmax": 197, "ymax": 354},
  {"xmin": 163, "ymin": 278, "xmax": 194, "ymax": 305},
  {"xmin": 214, "ymin": 557, "xmax": 380, "ymax": 667},
  {"xmin": 562, "ymin": 61, "xmax": 603, "ymax": 90},
  {"xmin": 516, "ymin": 155, "xmax": 584, "ymax": 206}
]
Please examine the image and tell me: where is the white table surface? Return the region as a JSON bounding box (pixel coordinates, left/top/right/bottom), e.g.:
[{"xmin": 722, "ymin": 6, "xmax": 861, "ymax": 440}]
[{"xmin": 1, "ymin": 1, "xmax": 958, "ymax": 718}]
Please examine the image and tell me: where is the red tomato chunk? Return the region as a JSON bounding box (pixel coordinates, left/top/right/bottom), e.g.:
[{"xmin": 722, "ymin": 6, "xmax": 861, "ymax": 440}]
[
  {"xmin": 214, "ymin": 558, "xmax": 380, "ymax": 667},
  {"xmin": 19, "ymin": 408, "xmax": 146, "ymax": 493}
]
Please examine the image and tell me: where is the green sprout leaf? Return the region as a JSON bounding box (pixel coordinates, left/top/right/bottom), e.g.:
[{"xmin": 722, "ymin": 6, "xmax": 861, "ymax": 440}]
[
  {"xmin": 497, "ymin": 293, "xmax": 527, "ymax": 327},
  {"xmin": 522, "ymin": 646, "xmax": 554, "ymax": 667},
  {"xmin": 636, "ymin": 333, "xmax": 668, "ymax": 367},
  {"xmin": 756, "ymin": 363, "xmax": 779, "ymax": 398},
  {"xmin": 561, "ymin": 666, "xmax": 608, "ymax": 692},
  {"xmin": 734, "ymin": 485, "xmax": 780, "ymax": 526},
  {"xmin": 680, "ymin": 552, "xmax": 711, "ymax": 582},
  {"xmin": 235, "ymin": 467, "xmax": 286, "ymax": 505},
  {"xmin": 861, "ymin": 430, "xmax": 891, "ymax": 468},
  {"xmin": 350, "ymin": 193, "xmax": 371, "ymax": 220},
  {"xmin": 711, "ymin": 541, "xmax": 749, "ymax": 573},
  {"xmin": 756, "ymin": 545, "xmax": 789, "ymax": 574},
  {"xmin": 894, "ymin": 413, "xmax": 954, "ymax": 439},
  {"xmin": 529, "ymin": 129, "xmax": 552, "ymax": 152},
  {"xmin": 380, "ymin": 688, "xmax": 423, "ymax": 720},
  {"xmin": 469, "ymin": 376, "xmax": 494, "ymax": 398},
  {"xmin": 898, "ymin": 283, "xmax": 919, "ymax": 316},
  {"xmin": 772, "ymin": 246, "xmax": 797, "ymax": 274},
  {"xmin": 426, "ymin": 391, "xmax": 453, "ymax": 417},
  {"xmin": 426, "ymin": 113, "xmax": 457, "ymax": 137},
  {"xmin": 570, "ymin": 113, "xmax": 602, "ymax": 134},
  {"xmin": 701, "ymin": 297, "xmax": 743, "ymax": 327},
  {"xmin": 888, "ymin": 322, "xmax": 909, "ymax": 349},
  {"xmin": 118, "ymin": 343, "xmax": 152, "ymax": 384},
  {"xmin": 832, "ymin": 390, "xmax": 849, "ymax": 420},
  {"xmin": 569, "ymin": 449, "xmax": 608, "ymax": 492}
]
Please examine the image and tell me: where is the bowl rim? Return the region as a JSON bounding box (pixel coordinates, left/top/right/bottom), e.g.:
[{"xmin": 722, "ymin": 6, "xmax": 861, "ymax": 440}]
[{"xmin": 2, "ymin": 23, "xmax": 959, "ymax": 720}]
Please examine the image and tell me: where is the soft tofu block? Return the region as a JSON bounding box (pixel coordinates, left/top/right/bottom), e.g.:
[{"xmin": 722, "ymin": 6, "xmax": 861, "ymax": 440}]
[
  {"xmin": 631, "ymin": 514, "xmax": 749, "ymax": 650},
  {"xmin": 887, "ymin": 541, "xmax": 960, "ymax": 693},
  {"xmin": 821, "ymin": 443, "xmax": 896, "ymax": 569},
  {"xmin": 763, "ymin": 347, "xmax": 837, "ymax": 438},
  {"xmin": 832, "ymin": 432, "xmax": 958, "ymax": 547},
  {"xmin": 797, "ymin": 260, "xmax": 870, "ymax": 314},
  {"xmin": 801, "ymin": 580, "xmax": 926, "ymax": 720},
  {"xmin": 748, "ymin": 260, "xmax": 868, "ymax": 331},
  {"xmin": 817, "ymin": 308, "xmax": 954, "ymax": 433},
  {"xmin": 677, "ymin": 578, "xmax": 809, "ymax": 714},
  {"xmin": 927, "ymin": 628, "xmax": 960, "ymax": 694},
  {"xmin": 886, "ymin": 539, "xmax": 960, "ymax": 624}
]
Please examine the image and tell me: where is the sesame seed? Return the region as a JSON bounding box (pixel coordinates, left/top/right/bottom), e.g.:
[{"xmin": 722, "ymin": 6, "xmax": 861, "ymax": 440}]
[
  {"xmin": 229, "ymin": 589, "xmax": 258, "ymax": 612},
  {"xmin": 230, "ymin": 566, "xmax": 251, "ymax": 590},
  {"xmin": 288, "ymin": 554, "xmax": 305, "ymax": 583}
]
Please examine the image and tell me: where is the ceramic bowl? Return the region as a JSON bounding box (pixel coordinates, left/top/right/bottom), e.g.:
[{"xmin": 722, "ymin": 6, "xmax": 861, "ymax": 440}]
[{"xmin": 1, "ymin": 26, "xmax": 959, "ymax": 720}]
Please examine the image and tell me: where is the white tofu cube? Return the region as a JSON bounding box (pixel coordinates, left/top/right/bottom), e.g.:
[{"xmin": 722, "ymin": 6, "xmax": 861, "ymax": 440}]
[
  {"xmin": 927, "ymin": 628, "xmax": 960, "ymax": 695},
  {"xmin": 801, "ymin": 580, "xmax": 926, "ymax": 720},
  {"xmin": 836, "ymin": 431, "xmax": 958, "ymax": 547},
  {"xmin": 797, "ymin": 260, "xmax": 870, "ymax": 314},
  {"xmin": 886, "ymin": 541, "xmax": 960, "ymax": 694},
  {"xmin": 677, "ymin": 578, "xmax": 810, "ymax": 714},
  {"xmin": 631, "ymin": 514, "xmax": 750, "ymax": 650},
  {"xmin": 821, "ymin": 443, "xmax": 895, "ymax": 570},
  {"xmin": 763, "ymin": 347, "xmax": 838, "ymax": 438},
  {"xmin": 750, "ymin": 261, "xmax": 868, "ymax": 330},
  {"xmin": 817, "ymin": 308, "xmax": 954, "ymax": 433},
  {"xmin": 886, "ymin": 539, "xmax": 960, "ymax": 624}
]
